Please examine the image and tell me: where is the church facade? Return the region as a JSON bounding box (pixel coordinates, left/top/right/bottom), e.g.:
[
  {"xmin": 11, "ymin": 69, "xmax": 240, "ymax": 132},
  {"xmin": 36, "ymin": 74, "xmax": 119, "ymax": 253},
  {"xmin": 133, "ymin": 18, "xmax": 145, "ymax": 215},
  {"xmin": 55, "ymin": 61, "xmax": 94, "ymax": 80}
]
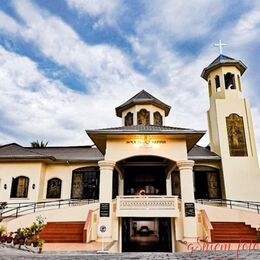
[{"xmin": 0, "ymin": 54, "xmax": 260, "ymax": 252}]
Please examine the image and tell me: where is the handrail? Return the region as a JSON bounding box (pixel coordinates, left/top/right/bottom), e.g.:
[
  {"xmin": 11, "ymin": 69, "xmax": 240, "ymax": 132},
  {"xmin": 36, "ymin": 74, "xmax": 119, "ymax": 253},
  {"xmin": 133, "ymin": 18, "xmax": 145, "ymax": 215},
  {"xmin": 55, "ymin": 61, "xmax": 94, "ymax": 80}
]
[
  {"xmin": 0, "ymin": 199, "xmax": 99, "ymax": 219},
  {"xmin": 83, "ymin": 209, "xmax": 93, "ymax": 243},
  {"xmin": 200, "ymin": 209, "xmax": 213, "ymax": 242},
  {"xmin": 196, "ymin": 198, "xmax": 260, "ymax": 214}
]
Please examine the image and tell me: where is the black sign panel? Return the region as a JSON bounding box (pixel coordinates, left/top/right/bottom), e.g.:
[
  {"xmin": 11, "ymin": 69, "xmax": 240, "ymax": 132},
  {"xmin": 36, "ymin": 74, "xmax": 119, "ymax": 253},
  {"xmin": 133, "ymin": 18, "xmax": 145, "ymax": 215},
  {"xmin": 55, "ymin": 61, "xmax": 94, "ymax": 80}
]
[
  {"xmin": 184, "ymin": 202, "xmax": 195, "ymax": 217},
  {"xmin": 100, "ymin": 203, "xmax": 110, "ymax": 217}
]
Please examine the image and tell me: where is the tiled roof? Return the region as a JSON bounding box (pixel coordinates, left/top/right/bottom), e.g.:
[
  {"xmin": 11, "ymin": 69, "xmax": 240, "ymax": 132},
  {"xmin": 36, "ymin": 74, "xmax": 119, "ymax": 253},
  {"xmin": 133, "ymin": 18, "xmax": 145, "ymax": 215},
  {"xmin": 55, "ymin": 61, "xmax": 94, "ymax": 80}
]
[
  {"xmin": 29, "ymin": 146, "xmax": 103, "ymax": 161},
  {"xmin": 0, "ymin": 143, "xmax": 220, "ymax": 162},
  {"xmin": 0, "ymin": 143, "xmax": 103, "ymax": 162},
  {"xmin": 188, "ymin": 145, "xmax": 220, "ymax": 160},
  {"xmin": 86, "ymin": 124, "xmax": 201, "ymax": 133},
  {"xmin": 115, "ymin": 90, "xmax": 171, "ymax": 117},
  {"xmin": 0, "ymin": 143, "xmax": 53, "ymax": 159},
  {"xmin": 201, "ymin": 54, "xmax": 247, "ymax": 80},
  {"xmin": 208, "ymin": 54, "xmax": 235, "ymax": 67}
]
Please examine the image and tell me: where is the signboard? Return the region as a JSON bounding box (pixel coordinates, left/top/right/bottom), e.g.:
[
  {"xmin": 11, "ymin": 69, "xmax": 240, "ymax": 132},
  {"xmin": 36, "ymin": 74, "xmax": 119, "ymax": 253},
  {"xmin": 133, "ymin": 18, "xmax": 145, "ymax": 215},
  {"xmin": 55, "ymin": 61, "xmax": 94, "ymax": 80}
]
[
  {"xmin": 99, "ymin": 225, "xmax": 106, "ymax": 233},
  {"xmin": 100, "ymin": 203, "xmax": 110, "ymax": 217},
  {"xmin": 184, "ymin": 202, "xmax": 195, "ymax": 217}
]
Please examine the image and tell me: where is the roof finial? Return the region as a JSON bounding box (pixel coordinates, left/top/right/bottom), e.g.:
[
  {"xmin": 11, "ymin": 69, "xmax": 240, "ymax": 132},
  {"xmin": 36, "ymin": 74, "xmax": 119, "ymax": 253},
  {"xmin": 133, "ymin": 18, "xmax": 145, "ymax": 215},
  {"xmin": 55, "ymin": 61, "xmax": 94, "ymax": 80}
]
[{"xmin": 214, "ymin": 40, "xmax": 227, "ymax": 55}]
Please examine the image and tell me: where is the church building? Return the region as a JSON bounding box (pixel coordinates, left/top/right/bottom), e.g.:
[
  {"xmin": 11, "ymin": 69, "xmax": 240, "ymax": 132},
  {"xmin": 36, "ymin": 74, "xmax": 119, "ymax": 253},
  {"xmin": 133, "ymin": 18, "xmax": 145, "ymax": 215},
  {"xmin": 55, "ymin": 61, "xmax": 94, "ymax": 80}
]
[{"xmin": 0, "ymin": 54, "xmax": 260, "ymax": 252}]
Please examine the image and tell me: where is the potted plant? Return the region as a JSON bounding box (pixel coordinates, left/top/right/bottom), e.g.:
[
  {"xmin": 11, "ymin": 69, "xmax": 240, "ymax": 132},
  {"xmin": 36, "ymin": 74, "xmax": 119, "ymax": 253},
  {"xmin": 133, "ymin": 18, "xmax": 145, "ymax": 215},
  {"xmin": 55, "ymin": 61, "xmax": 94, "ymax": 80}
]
[
  {"xmin": 25, "ymin": 228, "xmax": 33, "ymax": 246},
  {"xmin": 30, "ymin": 216, "xmax": 46, "ymax": 246},
  {"xmin": 0, "ymin": 225, "xmax": 7, "ymax": 237},
  {"xmin": 38, "ymin": 239, "xmax": 44, "ymax": 253},
  {"xmin": 13, "ymin": 234, "xmax": 20, "ymax": 246},
  {"xmin": 15, "ymin": 228, "xmax": 26, "ymax": 247},
  {"xmin": 0, "ymin": 233, "xmax": 7, "ymax": 243},
  {"xmin": 6, "ymin": 232, "xmax": 13, "ymax": 243}
]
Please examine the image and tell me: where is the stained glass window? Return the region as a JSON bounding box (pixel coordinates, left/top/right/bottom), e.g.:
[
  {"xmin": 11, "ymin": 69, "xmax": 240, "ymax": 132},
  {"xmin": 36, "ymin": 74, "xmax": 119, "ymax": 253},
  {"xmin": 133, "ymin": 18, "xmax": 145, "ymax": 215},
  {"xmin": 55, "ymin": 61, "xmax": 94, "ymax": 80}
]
[
  {"xmin": 46, "ymin": 178, "xmax": 62, "ymax": 198},
  {"xmin": 71, "ymin": 167, "xmax": 100, "ymax": 200},
  {"xmin": 137, "ymin": 109, "xmax": 150, "ymax": 125},
  {"xmin": 226, "ymin": 113, "xmax": 248, "ymax": 156},
  {"xmin": 125, "ymin": 112, "xmax": 133, "ymax": 126},
  {"xmin": 10, "ymin": 176, "xmax": 29, "ymax": 198},
  {"xmin": 154, "ymin": 111, "xmax": 162, "ymax": 126}
]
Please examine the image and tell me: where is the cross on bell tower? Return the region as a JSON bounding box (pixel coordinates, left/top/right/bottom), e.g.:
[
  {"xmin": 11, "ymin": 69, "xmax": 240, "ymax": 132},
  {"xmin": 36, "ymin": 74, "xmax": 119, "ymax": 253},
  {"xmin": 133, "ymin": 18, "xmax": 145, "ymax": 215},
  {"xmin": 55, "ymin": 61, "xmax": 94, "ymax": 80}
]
[{"xmin": 214, "ymin": 40, "xmax": 227, "ymax": 55}]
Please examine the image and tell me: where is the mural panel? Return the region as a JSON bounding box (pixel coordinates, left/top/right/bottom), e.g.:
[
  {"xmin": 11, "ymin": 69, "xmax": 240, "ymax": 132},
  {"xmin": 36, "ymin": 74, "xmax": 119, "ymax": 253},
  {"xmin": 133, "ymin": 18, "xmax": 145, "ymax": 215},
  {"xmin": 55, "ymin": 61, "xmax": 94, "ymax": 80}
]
[{"xmin": 226, "ymin": 114, "xmax": 248, "ymax": 156}]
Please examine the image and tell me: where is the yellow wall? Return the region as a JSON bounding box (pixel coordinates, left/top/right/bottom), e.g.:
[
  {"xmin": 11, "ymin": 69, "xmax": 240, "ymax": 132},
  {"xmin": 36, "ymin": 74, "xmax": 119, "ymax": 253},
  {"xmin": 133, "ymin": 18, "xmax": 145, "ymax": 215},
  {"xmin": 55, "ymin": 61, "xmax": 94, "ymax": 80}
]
[
  {"xmin": 207, "ymin": 66, "xmax": 260, "ymax": 201},
  {"xmin": 0, "ymin": 162, "xmax": 43, "ymax": 203},
  {"xmin": 0, "ymin": 162, "xmax": 98, "ymax": 203},
  {"xmin": 105, "ymin": 135, "xmax": 188, "ymax": 162},
  {"xmin": 121, "ymin": 104, "xmax": 166, "ymax": 126}
]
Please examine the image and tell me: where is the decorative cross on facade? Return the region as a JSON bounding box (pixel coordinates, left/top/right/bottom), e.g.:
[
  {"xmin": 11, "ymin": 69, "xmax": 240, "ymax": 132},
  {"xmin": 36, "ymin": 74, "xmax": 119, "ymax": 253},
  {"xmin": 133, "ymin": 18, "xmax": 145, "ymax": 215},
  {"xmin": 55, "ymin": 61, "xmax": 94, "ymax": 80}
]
[{"xmin": 214, "ymin": 40, "xmax": 227, "ymax": 55}]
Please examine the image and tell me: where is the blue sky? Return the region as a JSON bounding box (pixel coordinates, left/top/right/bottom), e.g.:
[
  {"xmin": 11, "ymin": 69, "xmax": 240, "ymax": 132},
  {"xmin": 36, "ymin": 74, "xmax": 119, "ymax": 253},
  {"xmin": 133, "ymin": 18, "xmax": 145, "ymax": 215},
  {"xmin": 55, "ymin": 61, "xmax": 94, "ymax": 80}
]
[{"xmin": 0, "ymin": 0, "xmax": 260, "ymax": 154}]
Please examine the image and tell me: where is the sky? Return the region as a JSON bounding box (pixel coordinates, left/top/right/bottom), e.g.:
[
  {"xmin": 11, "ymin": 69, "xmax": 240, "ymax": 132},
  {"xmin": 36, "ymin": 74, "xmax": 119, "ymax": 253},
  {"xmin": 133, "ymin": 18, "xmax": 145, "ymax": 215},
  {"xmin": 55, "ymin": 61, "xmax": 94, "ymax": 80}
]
[{"xmin": 0, "ymin": 0, "xmax": 260, "ymax": 153}]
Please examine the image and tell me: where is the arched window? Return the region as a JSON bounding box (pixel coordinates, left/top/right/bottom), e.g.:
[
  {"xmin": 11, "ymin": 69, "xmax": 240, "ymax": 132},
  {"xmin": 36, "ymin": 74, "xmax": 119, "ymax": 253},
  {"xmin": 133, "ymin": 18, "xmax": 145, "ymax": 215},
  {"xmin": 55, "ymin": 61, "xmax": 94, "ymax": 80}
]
[
  {"xmin": 125, "ymin": 112, "xmax": 133, "ymax": 126},
  {"xmin": 225, "ymin": 73, "xmax": 236, "ymax": 89},
  {"xmin": 193, "ymin": 166, "xmax": 222, "ymax": 199},
  {"xmin": 46, "ymin": 178, "xmax": 62, "ymax": 198},
  {"xmin": 71, "ymin": 167, "xmax": 100, "ymax": 200},
  {"xmin": 153, "ymin": 111, "xmax": 162, "ymax": 126},
  {"xmin": 215, "ymin": 75, "xmax": 221, "ymax": 92},
  {"xmin": 237, "ymin": 75, "xmax": 242, "ymax": 92},
  {"xmin": 10, "ymin": 176, "xmax": 29, "ymax": 198},
  {"xmin": 112, "ymin": 170, "xmax": 119, "ymax": 199},
  {"xmin": 137, "ymin": 109, "xmax": 150, "ymax": 125},
  {"xmin": 208, "ymin": 80, "xmax": 212, "ymax": 96},
  {"xmin": 171, "ymin": 171, "xmax": 181, "ymax": 197}
]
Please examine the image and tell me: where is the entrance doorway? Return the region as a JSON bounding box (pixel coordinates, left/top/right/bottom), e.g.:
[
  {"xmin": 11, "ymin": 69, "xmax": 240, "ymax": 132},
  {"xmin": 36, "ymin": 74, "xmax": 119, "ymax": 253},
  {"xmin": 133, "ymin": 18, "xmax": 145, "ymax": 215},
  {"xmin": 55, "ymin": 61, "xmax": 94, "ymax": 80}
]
[
  {"xmin": 194, "ymin": 168, "xmax": 222, "ymax": 199},
  {"xmin": 172, "ymin": 166, "xmax": 222, "ymax": 199},
  {"xmin": 123, "ymin": 156, "xmax": 169, "ymax": 196},
  {"xmin": 122, "ymin": 217, "xmax": 172, "ymax": 252}
]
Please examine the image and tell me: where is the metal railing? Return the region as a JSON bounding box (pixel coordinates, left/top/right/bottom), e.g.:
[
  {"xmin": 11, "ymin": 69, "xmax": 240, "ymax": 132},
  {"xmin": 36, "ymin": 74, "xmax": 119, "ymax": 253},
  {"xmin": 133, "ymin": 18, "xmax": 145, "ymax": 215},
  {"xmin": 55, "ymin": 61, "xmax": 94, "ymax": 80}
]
[
  {"xmin": 0, "ymin": 198, "xmax": 99, "ymax": 219},
  {"xmin": 196, "ymin": 198, "xmax": 260, "ymax": 214}
]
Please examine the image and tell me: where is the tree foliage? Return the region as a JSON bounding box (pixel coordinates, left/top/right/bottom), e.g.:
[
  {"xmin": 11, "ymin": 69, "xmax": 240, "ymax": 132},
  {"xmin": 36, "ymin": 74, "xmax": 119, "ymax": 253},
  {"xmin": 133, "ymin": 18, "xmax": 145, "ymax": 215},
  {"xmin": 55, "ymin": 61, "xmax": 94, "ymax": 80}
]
[{"xmin": 30, "ymin": 140, "xmax": 48, "ymax": 147}]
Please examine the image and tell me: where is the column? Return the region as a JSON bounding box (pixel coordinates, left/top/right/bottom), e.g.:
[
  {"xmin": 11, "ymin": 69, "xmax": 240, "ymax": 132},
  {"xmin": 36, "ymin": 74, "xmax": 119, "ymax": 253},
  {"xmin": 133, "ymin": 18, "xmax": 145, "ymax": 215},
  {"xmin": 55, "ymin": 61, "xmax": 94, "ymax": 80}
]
[
  {"xmin": 166, "ymin": 171, "xmax": 172, "ymax": 196},
  {"xmin": 177, "ymin": 160, "xmax": 197, "ymax": 241},
  {"xmin": 98, "ymin": 160, "xmax": 115, "ymax": 240}
]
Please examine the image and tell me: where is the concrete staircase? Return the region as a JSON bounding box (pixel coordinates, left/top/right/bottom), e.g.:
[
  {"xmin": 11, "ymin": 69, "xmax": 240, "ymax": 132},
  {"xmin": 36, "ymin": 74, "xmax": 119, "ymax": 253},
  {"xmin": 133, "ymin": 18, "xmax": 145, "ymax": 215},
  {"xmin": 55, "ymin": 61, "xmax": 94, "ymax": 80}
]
[
  {"xmin": 40, "ymin": 221, "xmax": 85, "ymax": 243},
  {"xmin": 211, "ymin": 222, "xmax": 257, "ymax": 243}
]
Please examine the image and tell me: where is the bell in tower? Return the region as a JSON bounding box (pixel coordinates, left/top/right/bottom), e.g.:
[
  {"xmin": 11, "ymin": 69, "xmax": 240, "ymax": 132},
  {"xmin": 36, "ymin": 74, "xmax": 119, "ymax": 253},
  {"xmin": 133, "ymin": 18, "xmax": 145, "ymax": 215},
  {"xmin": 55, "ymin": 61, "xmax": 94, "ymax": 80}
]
[{"xmin": 201, "ymin": 43, "xmax": 260, "ymax": 201}]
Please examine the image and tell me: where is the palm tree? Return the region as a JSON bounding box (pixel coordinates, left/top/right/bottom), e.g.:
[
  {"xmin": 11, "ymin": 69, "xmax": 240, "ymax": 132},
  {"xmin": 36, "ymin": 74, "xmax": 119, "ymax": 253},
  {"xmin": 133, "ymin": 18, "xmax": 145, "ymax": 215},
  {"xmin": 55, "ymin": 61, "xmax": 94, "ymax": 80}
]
[{"xmin": 30, "ymin": 140, "xmax": 48, "ymax": 147}]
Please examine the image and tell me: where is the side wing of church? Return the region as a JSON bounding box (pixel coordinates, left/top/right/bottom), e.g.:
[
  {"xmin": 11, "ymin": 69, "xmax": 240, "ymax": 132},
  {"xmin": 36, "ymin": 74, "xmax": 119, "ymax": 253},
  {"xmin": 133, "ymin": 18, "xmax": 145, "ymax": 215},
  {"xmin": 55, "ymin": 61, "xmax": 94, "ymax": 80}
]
[{"xmin": 0, "ymin": 54, "xmax": 260, "ymax": 252}]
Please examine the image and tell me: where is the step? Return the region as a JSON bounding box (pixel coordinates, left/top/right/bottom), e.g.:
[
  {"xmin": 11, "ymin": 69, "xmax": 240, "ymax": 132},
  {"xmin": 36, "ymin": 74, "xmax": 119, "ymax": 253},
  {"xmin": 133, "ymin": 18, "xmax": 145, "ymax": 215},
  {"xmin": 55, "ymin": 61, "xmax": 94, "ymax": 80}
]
[
  {"xmin": 212, "ymin": 235, "xmax": 257, "ymax": 239},
  {"xmin": 210, "ymin": 221, "xmax": 258, "ymax": 243},
  {"xmin": 39, "ymin": 221, "xmax": 85, "ymax": 243}
]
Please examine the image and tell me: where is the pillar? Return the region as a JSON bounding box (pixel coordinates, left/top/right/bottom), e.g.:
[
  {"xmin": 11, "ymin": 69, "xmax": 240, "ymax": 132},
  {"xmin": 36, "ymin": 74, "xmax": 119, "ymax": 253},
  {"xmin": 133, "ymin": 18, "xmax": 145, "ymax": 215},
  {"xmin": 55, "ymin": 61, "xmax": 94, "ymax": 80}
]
[
  {"xmin": 166, "ymin": 171, "xmax": 172, "ymax": 196},
  {"xmin": 98, "ymin": 160, "xmax": 115, "ymax": 240},
  {"xmin": 177, "ymin": 160, "xmax": 197, "ymax": 241}
]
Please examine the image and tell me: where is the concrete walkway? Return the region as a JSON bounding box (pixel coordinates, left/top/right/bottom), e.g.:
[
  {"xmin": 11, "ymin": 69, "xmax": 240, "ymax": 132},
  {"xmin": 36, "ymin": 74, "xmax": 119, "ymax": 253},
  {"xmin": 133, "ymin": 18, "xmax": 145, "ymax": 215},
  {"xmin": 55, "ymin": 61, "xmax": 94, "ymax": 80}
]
[
  {"xmin": 1, "ymin": 243, "xmax": 260, "ymax": 259},
  {"xmin": 43, "ymin": 242, "xmax": 109, "ymax": 252}
]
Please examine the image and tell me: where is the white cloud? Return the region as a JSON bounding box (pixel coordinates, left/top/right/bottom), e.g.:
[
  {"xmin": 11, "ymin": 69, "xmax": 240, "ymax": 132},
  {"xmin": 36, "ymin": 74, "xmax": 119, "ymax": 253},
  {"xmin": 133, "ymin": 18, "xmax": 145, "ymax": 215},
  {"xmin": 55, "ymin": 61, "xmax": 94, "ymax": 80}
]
[
  {"xmin": 0, "ymin": 46, "xmax": 130, "ymax": 146},
  {"xmin": 0, "ymin": 10, "xmax": 21, "ymax": 34},
  {"xmin": 4, "ymin": 0, "xmax": 211, "ymax": 146},
  {"xmin": 66, "ymin": 0, "xmax": 122, "ymax": 28},
  {"xmin": 231, "ymin": 2, "xmax": 260, "ymax": 44},
  {"xmin": 138, "ymin": 0, "xmax": 226, "ymax": 41},
  {"xmin": 0, "ymin": 0, "xmax": 260, "ymax": 157}
]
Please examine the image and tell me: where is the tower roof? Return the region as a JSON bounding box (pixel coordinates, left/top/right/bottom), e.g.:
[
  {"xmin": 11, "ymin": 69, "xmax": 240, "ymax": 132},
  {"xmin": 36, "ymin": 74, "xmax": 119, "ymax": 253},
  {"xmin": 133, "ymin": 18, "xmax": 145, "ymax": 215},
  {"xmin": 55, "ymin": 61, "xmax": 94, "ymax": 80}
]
[
  {"xmin": 115, "ymin": 90, "xmax": 171, "ymax": 117},
  {"xmin": 201, "ymin": 54, "xmax": 247, "ymax": 80}
]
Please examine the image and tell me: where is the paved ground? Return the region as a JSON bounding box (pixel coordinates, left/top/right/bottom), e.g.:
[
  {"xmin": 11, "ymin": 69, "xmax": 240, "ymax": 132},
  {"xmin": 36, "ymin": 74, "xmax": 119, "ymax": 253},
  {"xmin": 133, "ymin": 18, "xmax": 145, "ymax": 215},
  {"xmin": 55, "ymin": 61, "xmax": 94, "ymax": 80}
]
[{"xmin": 1, "ymin": 243, "xmax": 260, "ymax": 259}]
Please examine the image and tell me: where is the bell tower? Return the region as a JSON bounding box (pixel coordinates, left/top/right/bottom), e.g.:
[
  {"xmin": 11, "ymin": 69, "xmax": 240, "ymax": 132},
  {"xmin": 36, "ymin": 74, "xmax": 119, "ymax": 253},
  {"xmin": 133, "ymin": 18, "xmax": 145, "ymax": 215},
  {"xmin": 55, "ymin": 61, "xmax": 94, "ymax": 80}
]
[{"xmin": 201, "ymin": 53, "xmax": 260, "ymax": 201}]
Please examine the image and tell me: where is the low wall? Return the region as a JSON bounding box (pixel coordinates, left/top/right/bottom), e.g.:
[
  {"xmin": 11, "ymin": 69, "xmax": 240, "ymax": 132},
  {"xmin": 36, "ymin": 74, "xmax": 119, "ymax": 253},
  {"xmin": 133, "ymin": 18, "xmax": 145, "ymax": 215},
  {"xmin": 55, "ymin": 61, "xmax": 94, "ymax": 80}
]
[
  {"xmin": 197, "ymin": 204, "xmax": 260, "ymax": 229},
  {"xmin": 6, "ymin": 203, "xmax": 99, "ymax": 232}
]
